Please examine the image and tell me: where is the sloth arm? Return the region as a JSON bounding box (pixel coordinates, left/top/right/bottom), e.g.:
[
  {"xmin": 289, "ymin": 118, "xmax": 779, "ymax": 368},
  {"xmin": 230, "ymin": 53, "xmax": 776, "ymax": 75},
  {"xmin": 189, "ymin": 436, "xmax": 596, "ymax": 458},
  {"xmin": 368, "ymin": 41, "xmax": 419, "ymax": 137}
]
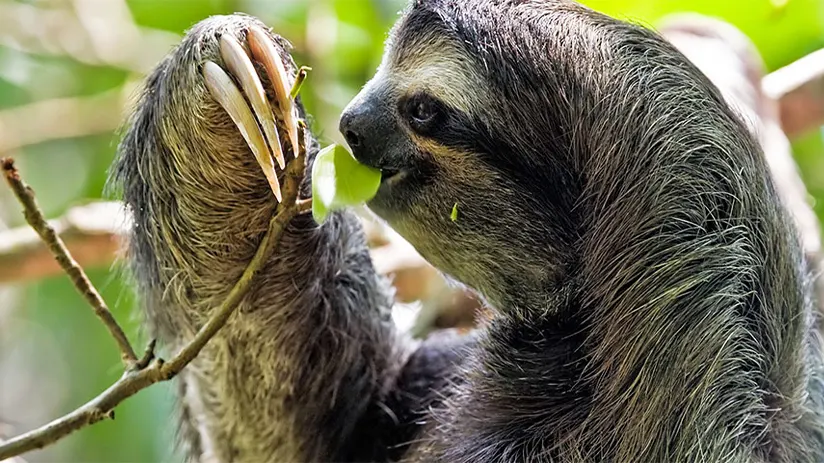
[{"xmin": 111, "ymin": 15, "xmax": 466, "ymax": 463}]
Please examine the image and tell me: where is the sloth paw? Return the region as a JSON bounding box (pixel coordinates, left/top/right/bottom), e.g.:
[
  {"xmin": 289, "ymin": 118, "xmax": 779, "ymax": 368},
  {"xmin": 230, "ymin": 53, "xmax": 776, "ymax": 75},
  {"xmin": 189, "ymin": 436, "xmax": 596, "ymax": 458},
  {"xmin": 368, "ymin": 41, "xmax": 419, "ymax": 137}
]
[{"xmin": 201, "ymin": 26, "xmax": 303, "ymax": 203}]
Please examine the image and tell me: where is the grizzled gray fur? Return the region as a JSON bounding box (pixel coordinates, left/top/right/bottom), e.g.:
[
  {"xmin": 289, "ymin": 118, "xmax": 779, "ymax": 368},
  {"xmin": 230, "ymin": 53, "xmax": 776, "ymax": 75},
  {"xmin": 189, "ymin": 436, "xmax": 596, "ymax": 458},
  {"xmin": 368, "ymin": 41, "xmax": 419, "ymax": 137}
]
[{"xmin": 111, "ymin": 1, "xmax": 824, "ymax": 462}]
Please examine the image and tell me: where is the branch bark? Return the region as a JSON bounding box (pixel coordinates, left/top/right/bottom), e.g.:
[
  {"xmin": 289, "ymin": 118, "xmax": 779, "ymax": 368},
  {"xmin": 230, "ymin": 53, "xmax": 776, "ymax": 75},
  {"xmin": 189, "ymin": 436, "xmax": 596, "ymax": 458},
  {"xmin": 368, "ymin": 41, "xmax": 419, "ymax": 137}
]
[
  {"xmin": 0, "ymin": 126, "xmax": 309, "ymax": 460},
  {"xmin": 0, "ymin": 202, "xmax": 124, "ymax": 283},
  {"xmin": 2, "ymin": 159, "xmax": 137, "ymax": 366}
]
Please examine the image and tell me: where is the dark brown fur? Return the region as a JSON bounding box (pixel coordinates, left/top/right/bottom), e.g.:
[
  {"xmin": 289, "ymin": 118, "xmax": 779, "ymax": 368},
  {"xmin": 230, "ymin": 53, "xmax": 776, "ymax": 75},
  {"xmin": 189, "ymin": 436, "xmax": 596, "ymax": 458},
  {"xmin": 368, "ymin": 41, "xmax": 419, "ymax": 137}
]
[
  {"xmin": 112, "ymin": 1, "xmax": 824, "ymax": 462},
  {"xmin": 110, "ymin": 15, "xmax": 455, "ymax": 462}
]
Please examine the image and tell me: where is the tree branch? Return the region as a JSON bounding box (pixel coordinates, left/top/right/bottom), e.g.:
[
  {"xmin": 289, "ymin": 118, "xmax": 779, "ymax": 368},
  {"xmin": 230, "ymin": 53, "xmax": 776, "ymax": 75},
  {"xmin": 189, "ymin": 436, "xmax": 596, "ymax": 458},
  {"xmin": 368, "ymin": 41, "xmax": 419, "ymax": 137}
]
[
  {"xmin": 1, "ymin": 158, "xmax": 137, "ymax": 366},
  {"xmin": 0, "ymin": 200, "xmax": 445, "ymax": 305},
  {"xmin": 763, "ymin": 48, "xmax": 824, "ymax": 137},
  {"xmin": 0, "ymin": 135, "xmax": 308, "ymax": 459}
]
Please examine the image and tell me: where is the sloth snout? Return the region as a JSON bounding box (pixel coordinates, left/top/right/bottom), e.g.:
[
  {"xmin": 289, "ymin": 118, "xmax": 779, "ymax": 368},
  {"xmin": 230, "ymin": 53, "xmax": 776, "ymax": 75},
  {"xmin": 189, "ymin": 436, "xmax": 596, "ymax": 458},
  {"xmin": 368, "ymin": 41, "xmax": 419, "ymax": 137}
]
[{"xmin": 339, "ymin": 94, "xmax": 397, "ymax": 170}]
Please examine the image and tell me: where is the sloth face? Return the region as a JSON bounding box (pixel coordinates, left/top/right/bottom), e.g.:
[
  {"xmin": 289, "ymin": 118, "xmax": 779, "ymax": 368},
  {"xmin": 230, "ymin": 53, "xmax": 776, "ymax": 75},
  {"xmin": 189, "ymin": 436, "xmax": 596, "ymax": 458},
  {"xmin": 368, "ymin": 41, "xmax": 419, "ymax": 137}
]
[
  {"xmin": 339, "ymin": 0, "xmax": 587, "ymax": 307},
  {"xmin": 339, "ymin": 7, "xmax": 490, "ymax": 223},
  {"xmin": 342, "ymin": 0, "xmax": 758, "ymax": 312}
]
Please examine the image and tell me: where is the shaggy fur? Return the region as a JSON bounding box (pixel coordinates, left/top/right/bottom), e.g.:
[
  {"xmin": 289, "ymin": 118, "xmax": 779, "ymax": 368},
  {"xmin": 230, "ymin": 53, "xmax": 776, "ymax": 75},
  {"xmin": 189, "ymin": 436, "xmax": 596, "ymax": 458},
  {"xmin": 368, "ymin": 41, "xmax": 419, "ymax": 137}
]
[
  {"xmin": 110, "ymin": 16, "xmax": 457, "ymax": 462},
  {"xmin": 112, "ymin": 1, "xmax": 824, "ymax": 462}
]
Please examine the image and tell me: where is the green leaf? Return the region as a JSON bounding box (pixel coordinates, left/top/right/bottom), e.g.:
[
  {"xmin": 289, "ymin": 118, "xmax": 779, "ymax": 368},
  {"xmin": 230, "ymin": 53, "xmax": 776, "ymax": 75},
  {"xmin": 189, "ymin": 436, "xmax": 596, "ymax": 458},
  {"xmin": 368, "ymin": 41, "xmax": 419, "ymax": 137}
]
[
  {"xmin": 451, "ymin": 202, "xmax": 459, "ymax": 222},
  {"xmin": 311, "ymin": 144, "xmax": 382, "ymax": 223}
]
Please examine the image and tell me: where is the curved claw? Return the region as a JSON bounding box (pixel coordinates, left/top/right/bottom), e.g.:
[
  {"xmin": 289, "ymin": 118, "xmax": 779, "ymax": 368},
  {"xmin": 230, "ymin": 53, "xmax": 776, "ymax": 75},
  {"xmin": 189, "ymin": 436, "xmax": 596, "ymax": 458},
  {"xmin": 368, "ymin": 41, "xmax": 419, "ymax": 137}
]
[
  {"xmin": 203, "ymin": 60, "xmax": 283, "ymax": 202},
  {"xmin": 219, "ymin": 34, "xmax": 286, "ymax": 170},
  {"xmin": 247, "ymin": 26, "xmax": 300, "ymax": 160}
]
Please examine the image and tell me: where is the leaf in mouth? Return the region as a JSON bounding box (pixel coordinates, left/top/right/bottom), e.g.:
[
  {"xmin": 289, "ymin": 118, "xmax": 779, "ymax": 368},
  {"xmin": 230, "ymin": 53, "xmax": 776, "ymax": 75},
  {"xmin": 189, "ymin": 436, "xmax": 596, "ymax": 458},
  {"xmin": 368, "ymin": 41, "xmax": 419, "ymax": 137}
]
[{"xmin": 311, "ymin": 144, "xmax": 381, "ymax": 223}]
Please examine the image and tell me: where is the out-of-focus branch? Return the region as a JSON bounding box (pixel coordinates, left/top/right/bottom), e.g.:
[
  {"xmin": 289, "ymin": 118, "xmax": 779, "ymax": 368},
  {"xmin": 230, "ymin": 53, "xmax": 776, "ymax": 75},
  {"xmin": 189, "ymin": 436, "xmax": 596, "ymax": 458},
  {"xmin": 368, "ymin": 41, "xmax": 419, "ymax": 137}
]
[
  {"xmin": 763, "ymin": 48, "xmax": 824, "ymax": 138},
  {"xmin": 0, "ymin": 0, "xmax": 173, "ymax": 155},
  {"xmin": 0, "ymin": 90, "xmax": 127, "ymax": 154},
  {"xmin": 1, "ymin": 159, "xmax": 137, "ymax": 366},
  {"xmin": 0, "ymin": 201, "xmax": 446, "ymax": 302},
  {"xmin": 0, "ymin": 2, "xmax": 179, "ymax": 75},
  {"xmin": 0, "ymin": 202, "xmax": 125, "ymax": 283}
]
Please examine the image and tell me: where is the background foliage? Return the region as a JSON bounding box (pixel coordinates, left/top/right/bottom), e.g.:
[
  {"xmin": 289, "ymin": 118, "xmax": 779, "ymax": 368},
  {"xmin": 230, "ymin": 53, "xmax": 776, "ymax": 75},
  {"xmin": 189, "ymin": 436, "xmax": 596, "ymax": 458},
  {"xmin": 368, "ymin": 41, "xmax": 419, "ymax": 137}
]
[{"xmin": 0, "ymin": 0, "xmax": 821, "ymax": 461}]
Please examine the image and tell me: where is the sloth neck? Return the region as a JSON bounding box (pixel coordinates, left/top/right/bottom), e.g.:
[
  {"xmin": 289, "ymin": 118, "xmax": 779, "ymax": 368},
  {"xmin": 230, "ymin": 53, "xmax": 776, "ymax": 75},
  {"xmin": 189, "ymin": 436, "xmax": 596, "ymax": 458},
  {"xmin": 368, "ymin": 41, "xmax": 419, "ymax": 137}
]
[{"xmin": 457, "ymin": 140, "xmax": 816, "ymax": 459}]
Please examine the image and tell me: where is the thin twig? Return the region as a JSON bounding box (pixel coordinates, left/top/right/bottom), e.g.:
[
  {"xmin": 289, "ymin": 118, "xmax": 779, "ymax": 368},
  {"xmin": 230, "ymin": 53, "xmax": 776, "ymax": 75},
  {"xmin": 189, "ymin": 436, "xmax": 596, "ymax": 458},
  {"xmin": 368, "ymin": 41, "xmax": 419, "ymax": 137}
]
[
  {"xmin": 163, "ymin": 118, "xmax": 309, "ymax": 380},
  {"xmin": 159, "ymin": 205, "xmax": 296, "ymax": 375},
  {"xmin": 283, "ymin": 121, "xmax": 309, "ymax": 203},
  {"xmin": 0, "ymin": 120, "xmax": 309, "ymax": 461},
  {"xmin": 289, "ymin": 66, "xmax": 312, "ymax": 99},
  {"xmin": 1, "ymin": 158, "xmax": 138, "ymax": 366}
]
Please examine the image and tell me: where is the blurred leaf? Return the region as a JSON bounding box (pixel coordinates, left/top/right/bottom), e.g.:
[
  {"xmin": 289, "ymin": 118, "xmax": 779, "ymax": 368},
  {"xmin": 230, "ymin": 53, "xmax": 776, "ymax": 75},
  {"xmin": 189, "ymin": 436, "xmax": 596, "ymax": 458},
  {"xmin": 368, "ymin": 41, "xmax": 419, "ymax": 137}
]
[
  {"xmin": 793, "ymin": 129, "xmax": 824, "ymax": 222},
  {"xmin": 582, "ymin": 0, "xmax": 824, "ymax": 70},
  {"xmin": 127, "ymin": 0, "xmax": 240, "ymax": 32}
]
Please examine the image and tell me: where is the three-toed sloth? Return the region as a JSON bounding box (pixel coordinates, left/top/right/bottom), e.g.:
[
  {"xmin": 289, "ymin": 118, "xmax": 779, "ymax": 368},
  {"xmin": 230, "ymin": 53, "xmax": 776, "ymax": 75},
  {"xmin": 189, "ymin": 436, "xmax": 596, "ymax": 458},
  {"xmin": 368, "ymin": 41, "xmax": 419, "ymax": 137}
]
[{"xmin": 111, "ymin": 1, "xmax": 824, "ymax": 461}]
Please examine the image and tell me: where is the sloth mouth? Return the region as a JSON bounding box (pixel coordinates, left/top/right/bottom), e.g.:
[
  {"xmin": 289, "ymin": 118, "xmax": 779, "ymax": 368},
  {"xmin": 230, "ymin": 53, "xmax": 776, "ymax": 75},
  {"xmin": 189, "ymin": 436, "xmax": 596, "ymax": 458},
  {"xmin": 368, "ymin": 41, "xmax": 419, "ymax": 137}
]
[
  {"xmin": 369, "ymin": 164, "xmax": 424, "ymax": 217},
  {"xmin": 381, "ymin": 168, "xmax": 403, "ymax": 184}
]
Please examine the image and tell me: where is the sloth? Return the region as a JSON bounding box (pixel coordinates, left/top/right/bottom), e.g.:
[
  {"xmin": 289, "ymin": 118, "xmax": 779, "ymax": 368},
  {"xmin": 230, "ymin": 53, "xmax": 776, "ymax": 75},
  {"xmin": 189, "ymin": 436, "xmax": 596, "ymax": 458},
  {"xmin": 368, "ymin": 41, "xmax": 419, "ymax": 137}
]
[{"xmin": 111, "ymin": 1, "xmax": 824, "ymax": 462}]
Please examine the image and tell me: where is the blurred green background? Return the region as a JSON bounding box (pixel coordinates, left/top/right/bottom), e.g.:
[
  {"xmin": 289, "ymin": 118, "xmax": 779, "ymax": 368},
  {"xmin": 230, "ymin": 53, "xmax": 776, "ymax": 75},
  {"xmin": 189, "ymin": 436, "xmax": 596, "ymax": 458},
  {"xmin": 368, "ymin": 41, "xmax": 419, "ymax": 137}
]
[{"xmin": 0, "ymin": 0, "xmax": 821, "ymax": 461}]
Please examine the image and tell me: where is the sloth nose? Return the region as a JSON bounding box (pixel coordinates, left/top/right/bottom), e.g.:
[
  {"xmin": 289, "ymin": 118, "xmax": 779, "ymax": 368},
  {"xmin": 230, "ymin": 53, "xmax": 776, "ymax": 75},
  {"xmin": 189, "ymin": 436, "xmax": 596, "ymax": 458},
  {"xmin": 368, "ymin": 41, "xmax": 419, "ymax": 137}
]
[
  {"xmin": 340, "ymin": 112, "xmax": 363, "ymax": 150},
  {"xmin": 338, "ymin": 98, "xmax": 387, "ymax": 169}
]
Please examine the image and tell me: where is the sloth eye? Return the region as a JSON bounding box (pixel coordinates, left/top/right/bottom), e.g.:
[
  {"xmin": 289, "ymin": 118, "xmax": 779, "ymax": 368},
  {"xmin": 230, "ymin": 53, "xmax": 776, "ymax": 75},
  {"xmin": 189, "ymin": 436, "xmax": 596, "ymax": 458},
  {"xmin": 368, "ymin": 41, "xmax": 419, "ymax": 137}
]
[
  {"xmin": 411, "ymin": 99, "xmax": 436, "ymax": 123},
  {"xmin": 404, "ymin": 94, "xmax": 442, "ymax": 133}
]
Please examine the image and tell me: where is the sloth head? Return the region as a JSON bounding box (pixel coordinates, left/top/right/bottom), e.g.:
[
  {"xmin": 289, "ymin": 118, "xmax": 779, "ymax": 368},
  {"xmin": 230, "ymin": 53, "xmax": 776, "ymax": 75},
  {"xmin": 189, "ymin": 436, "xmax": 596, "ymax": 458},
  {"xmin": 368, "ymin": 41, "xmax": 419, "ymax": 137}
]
[{"xmin": 340, "ymin": 0, "xmax": 758, "ymax": 310}]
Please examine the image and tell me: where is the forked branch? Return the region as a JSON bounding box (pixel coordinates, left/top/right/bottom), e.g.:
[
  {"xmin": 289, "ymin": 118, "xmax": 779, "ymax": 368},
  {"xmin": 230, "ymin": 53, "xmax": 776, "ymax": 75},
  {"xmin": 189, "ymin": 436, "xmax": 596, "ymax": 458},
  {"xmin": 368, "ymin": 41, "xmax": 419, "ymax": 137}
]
[
  {"xmin": 0, "ymin": 125, "xmax": 310, "ymax": 461},
  {"xmin": 1, "ymin": 158, "xmax": 138, "ymax": 366}
]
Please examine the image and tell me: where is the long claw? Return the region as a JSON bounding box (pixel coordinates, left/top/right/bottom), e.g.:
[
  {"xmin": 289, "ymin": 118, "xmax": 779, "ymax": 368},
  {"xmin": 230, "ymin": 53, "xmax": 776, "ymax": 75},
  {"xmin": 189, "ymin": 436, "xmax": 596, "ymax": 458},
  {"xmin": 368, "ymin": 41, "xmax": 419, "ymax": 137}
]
[
  {"xmin": 218, "ymin": 35, "xmax": 286, "ymax": 171},
  {"xmin": 247, "ymin": 26, "xmax": 300, "ymax": 160},
  {"xmin": 203, "ymin": 60, "xmax": 283, "ymax": 202}
]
